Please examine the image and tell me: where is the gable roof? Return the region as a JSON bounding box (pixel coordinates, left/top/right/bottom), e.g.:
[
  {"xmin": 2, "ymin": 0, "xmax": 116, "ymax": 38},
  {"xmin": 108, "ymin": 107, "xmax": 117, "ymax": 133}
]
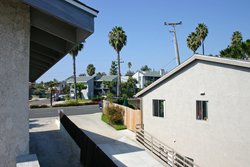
[
  {"xmin": 66, "ymin": 76, "xmax": 95, "ymax": 83},
  {"xmin": 135, "ymin": 54, "xmax": 250, "ymax": 97}
]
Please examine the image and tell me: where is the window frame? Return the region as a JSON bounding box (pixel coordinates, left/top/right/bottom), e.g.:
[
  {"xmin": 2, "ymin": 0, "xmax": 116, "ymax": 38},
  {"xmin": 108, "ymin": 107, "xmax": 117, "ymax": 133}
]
[
  {"xmin": 196, "ymin": 100, "xmax": 208, "ymax": 121},
  {"xmin": 152, "ymin": 99, "xmax": 165, "ymax": 118}
]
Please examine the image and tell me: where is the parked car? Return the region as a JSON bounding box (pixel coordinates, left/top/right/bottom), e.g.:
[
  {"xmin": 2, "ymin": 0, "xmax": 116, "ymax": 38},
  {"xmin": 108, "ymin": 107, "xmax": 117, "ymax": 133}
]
[{"xmin": 55, "ymin": 94, "xmax": 66, "ymax": 101}]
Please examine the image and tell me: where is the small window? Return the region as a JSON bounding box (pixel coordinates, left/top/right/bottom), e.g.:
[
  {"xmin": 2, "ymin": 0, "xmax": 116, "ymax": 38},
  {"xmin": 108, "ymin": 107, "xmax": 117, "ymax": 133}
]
[
  {"xmin": 196, "ymin": 101, "xmax": 208, "ymax": 120},
  {"xmin": 153, "ymin": 100, "xmax": 165, "ymax": 117}
]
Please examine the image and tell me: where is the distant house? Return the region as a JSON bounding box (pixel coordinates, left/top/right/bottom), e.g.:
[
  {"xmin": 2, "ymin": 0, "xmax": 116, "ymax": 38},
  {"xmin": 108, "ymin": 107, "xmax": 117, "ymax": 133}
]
[
  {"xmin": 135, "ymin": 55, "xmax": 250, "ymax": 167},
  {"xmin": 66, "ymin": 76, "xmax": 95, "ymax": 99},
  {"xmin": 94, "ymin": 75, "xmax": 117, "ymax": 96},
  {"xmin": 56, "ymin": 81, "xmax": 67, "ymax": 94},
  {"xmin": 133, "ymin": 70, "xmax": 165, "ymax": 89},
  {"xmin": 65, "ymin": 75, "xmax": 131, "ymax": 98}
]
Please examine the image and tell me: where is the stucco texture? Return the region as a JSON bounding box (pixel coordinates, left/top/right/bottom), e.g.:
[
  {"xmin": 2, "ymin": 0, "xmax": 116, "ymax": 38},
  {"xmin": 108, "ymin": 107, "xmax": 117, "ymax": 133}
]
[
  {"xmin": 142, "ymin": 60, "xmax": 250, "ymax": 167},
  {"xmin": 0, "ymin": 0, "xmax": 30, "ymax": 166}
]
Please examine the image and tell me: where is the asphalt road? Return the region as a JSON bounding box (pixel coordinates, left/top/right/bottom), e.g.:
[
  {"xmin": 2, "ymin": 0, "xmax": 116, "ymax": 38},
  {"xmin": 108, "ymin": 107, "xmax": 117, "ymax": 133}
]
[{"xmin": 29, "ymin": 105, "xmax": 101, "ymax": 118}]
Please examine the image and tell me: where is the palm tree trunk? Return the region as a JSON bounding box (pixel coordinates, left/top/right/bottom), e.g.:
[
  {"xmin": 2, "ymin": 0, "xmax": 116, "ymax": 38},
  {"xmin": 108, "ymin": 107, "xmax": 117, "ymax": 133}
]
[
  {"xmin": 202, "ymin": 41, "xmax": 205, "ymax": 55},
  {"xmin": 50, "ymin": 88, "xmax": 53, "ymax": 107},
  {"xmin": 73, "ymin": 55, "xmax": 77, "ymax": 101},
  {"xmin": 117, "ymin": 52, "xmax": 121, "ymax": 97}
]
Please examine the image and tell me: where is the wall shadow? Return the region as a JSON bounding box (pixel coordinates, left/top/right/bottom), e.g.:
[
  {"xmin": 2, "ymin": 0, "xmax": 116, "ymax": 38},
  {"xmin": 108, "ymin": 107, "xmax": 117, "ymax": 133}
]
[{"xmin": 30, "ymin": 129, "xmax": 82, "ymax": 167}]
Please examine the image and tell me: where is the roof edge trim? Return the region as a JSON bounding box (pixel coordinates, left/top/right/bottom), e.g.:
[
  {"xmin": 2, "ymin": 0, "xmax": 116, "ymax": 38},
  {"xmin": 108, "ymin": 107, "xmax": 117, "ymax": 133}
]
[
  {"xmin": 135, "ymin": 54, "xmax": 250, "ymax": 97},
  {"xmin": 65, "ymin": 0, "xmax": 98, "ymax": 16}
]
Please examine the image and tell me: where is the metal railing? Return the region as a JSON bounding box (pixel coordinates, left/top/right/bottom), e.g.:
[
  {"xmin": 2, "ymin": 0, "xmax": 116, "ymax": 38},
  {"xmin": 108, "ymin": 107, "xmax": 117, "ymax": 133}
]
[{"xmin": 135, "ymin": 125, "xmax": 200, "ymax": 167}]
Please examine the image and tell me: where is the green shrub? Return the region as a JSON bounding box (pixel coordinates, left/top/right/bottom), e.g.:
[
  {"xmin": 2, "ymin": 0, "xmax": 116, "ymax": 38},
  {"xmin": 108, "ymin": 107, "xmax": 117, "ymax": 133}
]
[
  {"xmin": 30, "ymin": 104, "xmax": 49, "ymax": 109},
  {"xmin": 106, "ymin": 93, "xmax": 114, "ymax": 102},
  {"xmin": 101, "ymin": 114, "xmax": 126, "ymax": 130},
  {"xmin": 101, "ymin": 114, "xmax": 109, "ymax": 124},
  {"xmin": 107, "ymin": 106, "xmax": 124, "ymax": 124},
  {"xmin": 65, "ymin": 100, "xmax": 80, "ymax": 106},
  {"xmin": 112, "ymin": 124, "xmax": 127, "ymax": 130}
]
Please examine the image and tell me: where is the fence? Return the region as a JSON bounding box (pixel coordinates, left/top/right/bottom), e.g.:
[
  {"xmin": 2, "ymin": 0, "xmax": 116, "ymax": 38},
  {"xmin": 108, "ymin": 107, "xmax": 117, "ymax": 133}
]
[
  {"xmin": 59, "ymin": 111, "xmax": 117, "ymax": 167},
  {"xmin": 103, "ymin": 100, "xmax": 142, "ymax": 131},
  {"xmin": 135, "ymin": 125, "xmax": 200, "ymax": 167}
]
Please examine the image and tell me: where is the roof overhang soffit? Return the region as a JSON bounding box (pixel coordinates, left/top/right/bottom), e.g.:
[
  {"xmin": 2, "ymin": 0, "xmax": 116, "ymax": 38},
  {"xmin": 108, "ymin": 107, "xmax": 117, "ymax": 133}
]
[{"xmin": 21, "ymin": 0, "xmax": 98, "ymax": 82}]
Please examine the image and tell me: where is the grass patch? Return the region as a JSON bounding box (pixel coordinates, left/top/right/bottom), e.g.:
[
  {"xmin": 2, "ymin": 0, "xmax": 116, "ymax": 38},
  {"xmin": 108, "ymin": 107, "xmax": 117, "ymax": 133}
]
[
  {"xmin": 30, "ymin": 99, "xmax": 99, "ymax": 109},
  {"xmin": 77, "ymin": 99, "xmax": 92, "ymax": 103},
  {"xmin": 101, "ymin": 114, "xmax": 126, "ymax": 130}
]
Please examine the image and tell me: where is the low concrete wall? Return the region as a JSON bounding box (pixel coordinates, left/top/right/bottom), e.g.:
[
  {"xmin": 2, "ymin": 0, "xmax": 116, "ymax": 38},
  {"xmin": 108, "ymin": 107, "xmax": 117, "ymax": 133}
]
[
  {"xmin": 58, "ymin": 112, "xmax": 117, "ymax": 167},
  {"xmin": 103, "ymin": 100, "xmax": 142, "ymax": 131}
]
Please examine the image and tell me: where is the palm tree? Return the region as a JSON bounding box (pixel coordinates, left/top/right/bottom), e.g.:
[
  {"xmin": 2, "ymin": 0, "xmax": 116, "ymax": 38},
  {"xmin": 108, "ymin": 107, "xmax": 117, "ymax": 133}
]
[
  {"xmin": 69, "ymin": 43, "xmax": 84, "ymax": 100},
  {"xmin": 128, "ymin": 62, "xmax": 132, "ymax": 72},
  {"xmin": 196, "ymin": 23, "xmax": 208, "ymax": 55},
  {"xmin": 109, "ymin": 26, "xmax": 127, "ymax": 97},
  {"xmin": 187, "ymin": 32, "xmax": 201, "ymax": 54}
]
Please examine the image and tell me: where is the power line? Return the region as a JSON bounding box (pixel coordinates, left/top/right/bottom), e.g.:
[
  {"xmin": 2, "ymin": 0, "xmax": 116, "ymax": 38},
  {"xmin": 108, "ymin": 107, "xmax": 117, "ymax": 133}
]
[{"xmin": 160, "ymin": 57, "xmax": 176, "ymax": 69}]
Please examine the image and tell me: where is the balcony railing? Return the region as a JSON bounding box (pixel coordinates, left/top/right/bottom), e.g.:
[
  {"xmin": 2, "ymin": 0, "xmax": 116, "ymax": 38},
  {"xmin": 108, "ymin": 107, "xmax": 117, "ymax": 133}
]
[{"xmin": 135, "ymin": 125, "xmax": 200, "ymax": 167}]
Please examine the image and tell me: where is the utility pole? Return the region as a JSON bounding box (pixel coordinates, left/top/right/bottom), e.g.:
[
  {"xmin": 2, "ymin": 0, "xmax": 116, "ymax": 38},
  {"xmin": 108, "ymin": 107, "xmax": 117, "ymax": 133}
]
[{"xmin": 164, "ymin": 21, "xmax": 182, "ymax": 65}]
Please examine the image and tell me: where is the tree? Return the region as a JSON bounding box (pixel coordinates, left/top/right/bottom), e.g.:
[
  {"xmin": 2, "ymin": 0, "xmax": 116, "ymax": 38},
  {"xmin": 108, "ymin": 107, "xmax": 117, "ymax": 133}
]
[
  {"xmin": 196, "ymin": 23, "xmax": 208, "ymax": 55},
  {"xmin": 69, "ymin": 43, "xmax": 84, "ymax": 101},
  {"xmin": 46, "ymin": 81, "xmax": 57, "ymax": 107},
  {"xmin": 103, "ymin": 80, "xmax": 116, "ymax": 95},
  {"xmin": 220, "ymin": 31, "xmax": 250, "ymax": 60},
  {"xmin": 109, "ymin": 26, "xmax": 127, "ymax": 97},
  {"xmin": 96, "ymin": 72, "xmax": 107, "ymax": 76},
  {"xmin": 121, "ymin": 77, "xmax": 138, "ymax": 98},
  {"xmin": 109, "ymin": 61, "xmax": 118, "ymax": 75},
  {"xmin": 187, "ymin": 32, "xmax": 201, "ymax": 54},
  {"xmin": 140, "ymin": 65, "xmax": 151, "ymax": 72},
  {"xmin": 242, "ymin": 39, "xmax": 250, "ymax": 58},
  {"xmin": 62, "ymin": 85, "xmax": 70, "ymax": 94},
  {"xmin": 125, "ymin": 71, "xmax": 134, "ymax": 77},
  {"xmin": 128, "ymin": 62, "xmax": 132, "ymax": 72},
  {"xmin": 231, "ymin": 31, "xmax": 243, "ymax": 46},
  {"xmin": 86, "ymin": 64, "xmax": 96, "ymax": 76},
  {"xmin": 76, "ymin": 83, "xmax": 87, "ymax": 99},
  {"xmin": 125, "ymin": 62, "xmax": 133, "ymax": 76}
]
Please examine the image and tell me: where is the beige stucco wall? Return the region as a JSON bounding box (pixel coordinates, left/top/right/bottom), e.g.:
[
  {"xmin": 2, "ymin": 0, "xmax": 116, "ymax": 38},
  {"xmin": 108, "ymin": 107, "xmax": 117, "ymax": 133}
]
[
  {"xmin": 0, "ymin": 0, "xmax": 30, "ymax": 166},
  {"xmin": 142, "ymin": 60, "xmax": 250, "ymax": 167}
]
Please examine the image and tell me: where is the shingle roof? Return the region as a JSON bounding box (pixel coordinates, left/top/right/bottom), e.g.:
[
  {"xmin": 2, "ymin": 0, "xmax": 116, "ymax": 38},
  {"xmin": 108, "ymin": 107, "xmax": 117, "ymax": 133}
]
[
  {"xmin": 135, "ymin": 54, "xmax": 250, "ymax": 97},
  {"xmin": 95, "ymin": 75, "xmax": 117, "ymax": 82},
  {"xmin": 141, "ymin": 71, "xmax": 161, "ymax": 77},
  {"xmin": 66, "ymin": 76, "xmax": 95, "ymax": 83}
]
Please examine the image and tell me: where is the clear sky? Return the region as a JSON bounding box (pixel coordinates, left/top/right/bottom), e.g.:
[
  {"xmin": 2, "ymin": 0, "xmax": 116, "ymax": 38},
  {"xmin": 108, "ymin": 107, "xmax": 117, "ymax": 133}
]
[{"xmin": 37, "ymin": 0, "xmax": 250, "ymax": 82}]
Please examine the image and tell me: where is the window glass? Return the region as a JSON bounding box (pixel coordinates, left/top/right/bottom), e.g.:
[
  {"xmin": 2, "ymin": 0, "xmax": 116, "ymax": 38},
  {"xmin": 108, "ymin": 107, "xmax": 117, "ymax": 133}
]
[
  {"xmin": 196, "ymin": 101, "xmax": 208, "ymax": 120},
  {"xmin": 153, "ymin": 100, "xmax": 165, "ymax": 118}
]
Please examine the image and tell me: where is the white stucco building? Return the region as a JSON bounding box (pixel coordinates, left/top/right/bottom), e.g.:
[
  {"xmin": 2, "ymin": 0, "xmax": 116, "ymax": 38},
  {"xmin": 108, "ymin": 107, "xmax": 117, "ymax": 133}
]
[
  {"xmin": 133, "ymin": 70, "xmax": 164, "ymax": 89},
  {"xmin": 135, "ymin": 55, "xmax": 250, "ymax": 167},
  {"xmin": 0, "ymin": 0, "xmax": 97, "ymax": 166}
]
